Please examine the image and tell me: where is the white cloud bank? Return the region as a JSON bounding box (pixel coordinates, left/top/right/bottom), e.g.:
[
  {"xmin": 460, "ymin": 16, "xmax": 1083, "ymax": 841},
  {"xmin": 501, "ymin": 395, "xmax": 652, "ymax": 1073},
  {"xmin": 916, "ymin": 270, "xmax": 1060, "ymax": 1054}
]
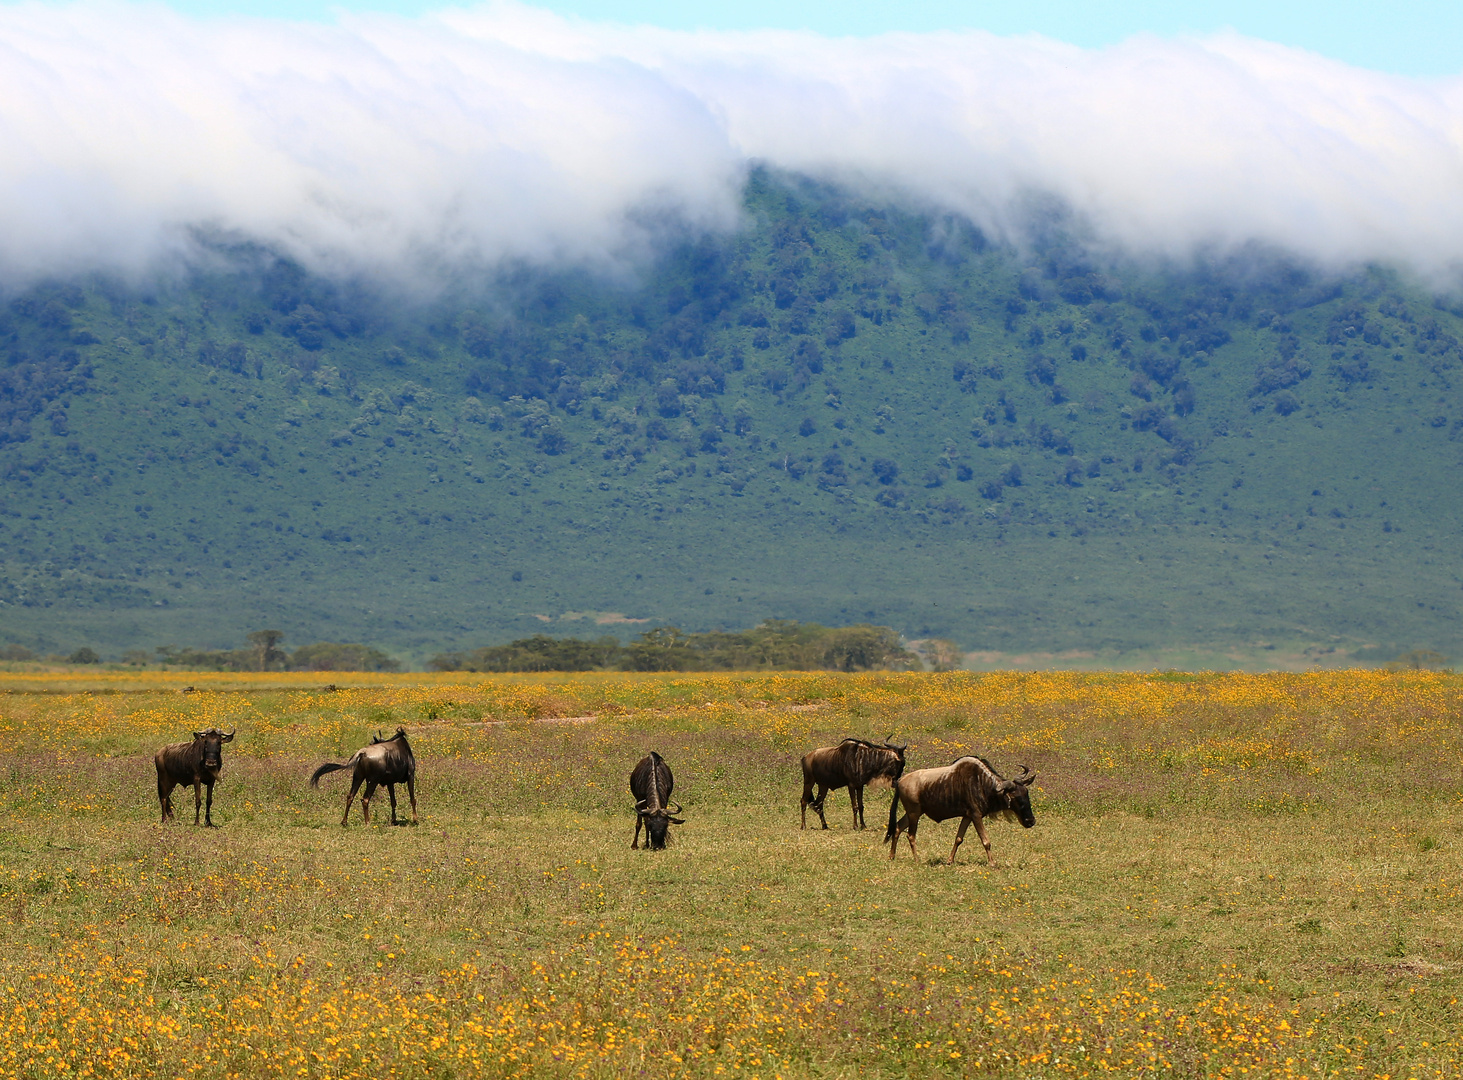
[{"xmin": 2, "ymin": 0, "xmax": 1463, "ymax": 287}]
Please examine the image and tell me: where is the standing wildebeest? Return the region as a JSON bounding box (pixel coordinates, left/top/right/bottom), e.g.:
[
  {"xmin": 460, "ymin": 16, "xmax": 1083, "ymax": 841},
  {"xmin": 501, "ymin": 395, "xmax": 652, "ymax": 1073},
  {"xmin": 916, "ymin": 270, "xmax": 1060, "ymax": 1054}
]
[
  {"xmin": 800, "ymin": 736, "xmax": 908, "ymax": 830},
  {"xmin": 155, "ymin": 728, "xmax": 235, "ymax": 826},
  {"xmin": 885, "ymin": 757, "xmax": 1037, "ymax": 866},
  {"xmin": 630, "ymin": 751, "xmax": 684, "ymax": 850},
  {"xmin": 310, "ymin": 727, "xmax": 418, "ymax": 827}
]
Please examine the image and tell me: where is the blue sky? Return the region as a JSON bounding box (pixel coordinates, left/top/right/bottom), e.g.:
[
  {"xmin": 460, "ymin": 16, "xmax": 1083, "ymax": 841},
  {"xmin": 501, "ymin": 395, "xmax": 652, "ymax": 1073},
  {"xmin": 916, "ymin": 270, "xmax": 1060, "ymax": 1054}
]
[{"xmin": 129, "ymin": 0, "xmax": 1463, "ymax": 77}]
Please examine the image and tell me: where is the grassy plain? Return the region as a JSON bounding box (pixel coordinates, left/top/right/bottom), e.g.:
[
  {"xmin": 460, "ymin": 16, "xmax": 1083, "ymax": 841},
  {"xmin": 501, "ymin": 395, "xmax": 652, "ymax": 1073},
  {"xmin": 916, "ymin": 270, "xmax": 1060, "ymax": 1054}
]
[{"xmin": 0, "ymin": 670, "xmax": 1459, "ymax": 1078}]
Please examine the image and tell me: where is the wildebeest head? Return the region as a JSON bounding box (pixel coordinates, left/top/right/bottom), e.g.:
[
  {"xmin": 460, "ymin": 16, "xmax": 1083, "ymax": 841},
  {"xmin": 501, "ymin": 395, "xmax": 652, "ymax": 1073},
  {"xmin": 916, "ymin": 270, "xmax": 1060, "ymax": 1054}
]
[
  {"xmin": 192, "ymin": 728, "xmax": 235, "ymax": 771},
  {"xmin": 637, "ymin": 800, "xmax": 685, "ymax": 850},
  {"xmin": 880, "ymin": 735, "xmax": 909, "ymax": 781},
  {"xmin": 999, "ymin": 765, "xmax": 1038, "ymax": 828}
]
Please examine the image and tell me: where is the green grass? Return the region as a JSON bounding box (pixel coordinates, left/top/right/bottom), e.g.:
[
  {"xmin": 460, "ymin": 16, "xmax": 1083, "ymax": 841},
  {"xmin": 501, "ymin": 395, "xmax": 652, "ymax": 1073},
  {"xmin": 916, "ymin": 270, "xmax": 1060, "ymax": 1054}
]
[{"xmin": 1, "ymin": 671, "xmax": 1460, "ymax": 1076}]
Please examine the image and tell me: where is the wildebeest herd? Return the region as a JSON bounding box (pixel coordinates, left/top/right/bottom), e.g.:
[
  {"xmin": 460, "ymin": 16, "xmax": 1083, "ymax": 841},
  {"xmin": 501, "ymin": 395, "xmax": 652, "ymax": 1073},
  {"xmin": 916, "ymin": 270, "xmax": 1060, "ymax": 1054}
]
[{"xmin": 155, "ymin": 729, "xmax": 1038, "ymax": 865}]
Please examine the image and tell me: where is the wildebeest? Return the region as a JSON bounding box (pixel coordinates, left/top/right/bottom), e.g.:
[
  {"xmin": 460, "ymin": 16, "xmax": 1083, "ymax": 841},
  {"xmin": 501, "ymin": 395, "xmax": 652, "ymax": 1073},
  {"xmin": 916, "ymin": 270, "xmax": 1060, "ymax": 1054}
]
[
  {"xmin": 885, "ymin": 757, "xmax": 1037, "ymax": 866},
  {"xmin": 630, "ymin": 751, "xmax": 684, "ymax": 850},
  {"xmin": 310, "ymin": 727, "xmax": 418, "ymax": 827},
  {"xmin": 800, "ymin": 736, "xmax": 908, "ymax": 830},
  {"xmin": 155, "ymin": 728, "xmax": 235, "ymax": 826}
]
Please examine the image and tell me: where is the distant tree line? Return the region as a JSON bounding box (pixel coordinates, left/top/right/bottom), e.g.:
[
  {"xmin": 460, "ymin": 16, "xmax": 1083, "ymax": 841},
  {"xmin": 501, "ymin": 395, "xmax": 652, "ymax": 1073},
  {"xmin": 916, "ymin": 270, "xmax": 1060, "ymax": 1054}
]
[
  {"xmin": 427, "ymin": 620, "xmax": 916, "ymax": 673},
  {"xmin": 151, "ymin": 630, "xmax": 401, "ymax": 672}
]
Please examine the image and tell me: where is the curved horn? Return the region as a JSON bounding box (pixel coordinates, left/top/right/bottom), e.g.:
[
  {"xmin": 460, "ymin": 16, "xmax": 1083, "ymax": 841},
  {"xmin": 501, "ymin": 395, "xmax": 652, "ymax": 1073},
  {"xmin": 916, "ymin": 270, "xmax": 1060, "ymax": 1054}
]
[
  {"xmin": 1015, "ymin": 764, "xmax": 1037, "ymax": 784},
  {"xmin": 222, "ymin": 729, "xmax": 236, "ymax": 742},
  {"xmin": 667, "ymin": 803, "xmax": 682, "ymax": 816}
]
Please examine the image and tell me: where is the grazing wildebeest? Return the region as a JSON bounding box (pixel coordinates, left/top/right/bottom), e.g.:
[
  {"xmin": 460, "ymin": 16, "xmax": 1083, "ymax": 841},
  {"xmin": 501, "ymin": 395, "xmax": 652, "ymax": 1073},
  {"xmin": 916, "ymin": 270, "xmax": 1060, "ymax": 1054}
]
[
  {"xmin": 155, "ymin": 728, "xmax": 235, "ymax": 826},
  {"xmin": 885, "ymin": 757, "xmax": 1037, "ymax": 866},
  {"xmin": 310, "ymin": 727, "xmax": 418, "ymax": 827},
  {"xmin": 800, "ymin": 736, "xmax": 908, "ymax": 830},
  {"xmin": 630, "ymin": 751, "xmax": 684, "ymax": 850}
]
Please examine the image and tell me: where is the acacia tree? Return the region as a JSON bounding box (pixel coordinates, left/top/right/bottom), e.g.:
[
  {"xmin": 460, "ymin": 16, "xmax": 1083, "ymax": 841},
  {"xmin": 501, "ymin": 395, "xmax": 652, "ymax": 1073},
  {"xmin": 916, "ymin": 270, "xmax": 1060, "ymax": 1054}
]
[
  {"xmin": 624, "ymin": 627, "xmax": 695, "ymax": 672},
  {"xmin": 246, "ymin": 629, "xmax": 288, "ymax": 671}
]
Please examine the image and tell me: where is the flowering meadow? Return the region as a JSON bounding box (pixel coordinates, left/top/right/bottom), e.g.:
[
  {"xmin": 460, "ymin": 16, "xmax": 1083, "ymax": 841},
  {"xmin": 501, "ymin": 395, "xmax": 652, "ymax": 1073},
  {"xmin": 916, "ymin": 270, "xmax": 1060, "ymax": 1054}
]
[{"xmin": 0, "ymin": 669, "xmax": 1459, "ymax": 1078}]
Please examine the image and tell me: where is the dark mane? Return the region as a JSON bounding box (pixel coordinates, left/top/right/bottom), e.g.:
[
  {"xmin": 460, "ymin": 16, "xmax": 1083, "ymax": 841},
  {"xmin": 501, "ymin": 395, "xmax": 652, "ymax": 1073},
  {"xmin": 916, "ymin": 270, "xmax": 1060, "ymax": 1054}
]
[{"xmin": 945, "ymin": 754, "xmax": 1001, "ymax": 774}]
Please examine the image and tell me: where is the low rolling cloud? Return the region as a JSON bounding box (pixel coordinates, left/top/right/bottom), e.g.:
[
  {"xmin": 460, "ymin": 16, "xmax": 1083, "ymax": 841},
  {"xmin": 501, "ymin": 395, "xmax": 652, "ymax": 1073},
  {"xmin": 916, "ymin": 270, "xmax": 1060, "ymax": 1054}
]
[{"xmin": 2, "ymin": 0, "xmax": 1462, "ymax": 288}]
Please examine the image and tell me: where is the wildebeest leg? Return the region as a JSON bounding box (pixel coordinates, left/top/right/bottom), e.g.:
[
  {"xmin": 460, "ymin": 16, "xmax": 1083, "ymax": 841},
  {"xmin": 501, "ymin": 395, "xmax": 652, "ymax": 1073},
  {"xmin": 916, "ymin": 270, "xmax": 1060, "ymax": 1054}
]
[
  {"xmin": 632, "ymin": 813, "xmax": 643, "ymax": 849},
  {"xmin": 949, "ymin": 816, "xmax": 972, "ymax": 865},
  {"xmin": 800, "ymin": 776, "xmax": 816, "ymax": 829},
  {"xmin": 192, "ymin": 781, "xmax": 203, "ymax": 826},
  {"xmin": 386, "ymin": 784, "xmax": 398, "ymax": 825},
  {"xmin": 905, "ymin": 816, "xmax": 920, "ymax": 861},
  {"xmin": 889, "ymin": 811, "xmax": 920, "ymax": 860},
  {"xmin": 405, "ymin": 776, "xmax": 418, "ymax": 823},
  {"xmin": 157, "ymin": 774, "xmax": 174, "ymax": 823},
  {"xmin": 973, "ymin": 813, "xmax": 995, "ymax": 866},
  {"xmin": 814, "ymin": 785, "xmax": 830, "ymax": 829},
  {"xmin": 362, "ymin": 780, "xmax": 378, "ymax": 825},
  {"xmin": 850, "ymin": 784, "xmax": 863, "ymax": 829},
  {"xmin": 204, "ymin": 781, "xmax": 216, "ymax": 828},
  {"xmin": 341, "ymin": 774, "xmax": 364, "ymax": 827}
]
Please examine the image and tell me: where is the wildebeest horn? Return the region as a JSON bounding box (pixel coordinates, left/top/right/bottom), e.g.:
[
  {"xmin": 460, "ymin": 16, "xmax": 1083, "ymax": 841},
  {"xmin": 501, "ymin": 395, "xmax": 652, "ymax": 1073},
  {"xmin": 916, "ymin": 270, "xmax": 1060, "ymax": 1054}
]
[
  {"xmin": 668, "ymin": 803, "xmax": 682, "ymax": 815},
  {"xmin": 1015, "ymin": 764, "xmax": 1037, "ymax": 784},
  {"xmin": 222, "ymin": 729, "xmax": 236, "ymax": 742},
  {"xmin": 668, "ymin": 817, "xmax": 686, "ymax": 825}
]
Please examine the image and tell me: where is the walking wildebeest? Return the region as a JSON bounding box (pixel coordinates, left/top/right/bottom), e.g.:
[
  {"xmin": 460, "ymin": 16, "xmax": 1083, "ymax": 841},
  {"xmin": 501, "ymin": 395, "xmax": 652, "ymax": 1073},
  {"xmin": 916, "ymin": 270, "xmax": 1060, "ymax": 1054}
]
[
  {"xmin": 155, "ymin": 728, "xmax": 235, "ymax": 826},
  {"xmin": 310, "ymin": 727, "xmax": 418, "ymax": 827},
  {"xmin": 800, "ymin": 736, "xmax": 908, "ymax": 830},
  {"xmin": 630, "ymin": 751, "xmax": 684, "ymax": 850},
  {"xmin": 885, "ymin": 756, "xmax": 1037, "ymax": 866}
]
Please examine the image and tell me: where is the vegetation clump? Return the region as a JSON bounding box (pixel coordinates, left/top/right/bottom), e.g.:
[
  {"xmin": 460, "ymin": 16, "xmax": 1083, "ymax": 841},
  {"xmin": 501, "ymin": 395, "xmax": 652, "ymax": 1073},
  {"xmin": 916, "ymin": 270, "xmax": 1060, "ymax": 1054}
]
[
  {"xmin": 155, "ymin": 631, "xmax": 400, "ymax": 672},
  {"xmin": 428, "ymin": 619, "xmax": 915, "ymax": 672}
]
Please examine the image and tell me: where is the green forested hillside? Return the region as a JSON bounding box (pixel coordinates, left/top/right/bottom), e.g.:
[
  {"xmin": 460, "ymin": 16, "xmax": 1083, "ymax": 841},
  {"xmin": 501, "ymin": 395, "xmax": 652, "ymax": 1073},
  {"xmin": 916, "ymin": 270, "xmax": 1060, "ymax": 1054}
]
[{"xmin": 2, "ymin": 171, "xmax": 1461, "ymax": 666}]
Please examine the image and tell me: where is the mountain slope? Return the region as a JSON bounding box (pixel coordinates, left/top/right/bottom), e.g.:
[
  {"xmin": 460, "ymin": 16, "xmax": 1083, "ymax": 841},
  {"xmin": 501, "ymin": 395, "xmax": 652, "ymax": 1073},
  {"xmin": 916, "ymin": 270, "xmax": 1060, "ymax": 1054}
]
[{"xmin": 2, "ymin": 172, "xmax": 1461, "ymax": 665}]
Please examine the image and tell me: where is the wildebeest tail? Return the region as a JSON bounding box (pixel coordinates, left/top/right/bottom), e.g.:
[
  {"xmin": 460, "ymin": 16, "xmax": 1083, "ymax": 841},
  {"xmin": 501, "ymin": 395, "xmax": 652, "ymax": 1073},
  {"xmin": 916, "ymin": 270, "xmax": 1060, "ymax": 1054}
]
[
  {"xmin": 310, "ymin": 761, "xmax": 347, "ymax": 788},
  {"xmin": 884, "ymin": 784, "xmax": 901, "ymax": 844}
]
